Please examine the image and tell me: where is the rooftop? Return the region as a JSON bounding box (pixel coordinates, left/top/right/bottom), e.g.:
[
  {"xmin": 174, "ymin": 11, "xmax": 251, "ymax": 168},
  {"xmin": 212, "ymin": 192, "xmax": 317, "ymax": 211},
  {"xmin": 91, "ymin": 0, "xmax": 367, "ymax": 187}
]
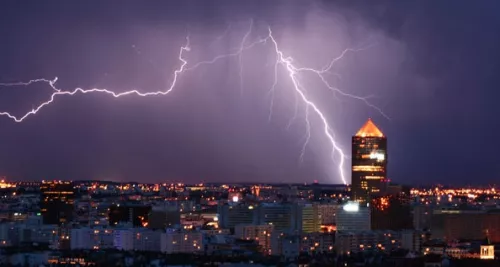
[{"xmin": 355, "ymin": 118, "xmax": 384, "ymax": 137}]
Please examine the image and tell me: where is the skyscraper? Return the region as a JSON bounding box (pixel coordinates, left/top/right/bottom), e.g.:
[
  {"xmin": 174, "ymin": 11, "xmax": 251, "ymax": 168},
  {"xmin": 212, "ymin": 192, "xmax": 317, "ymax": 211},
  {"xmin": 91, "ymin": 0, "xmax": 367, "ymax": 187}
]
[{"xmin": 351, "ymin": 118, "xmax": 387, "ymax": 202}]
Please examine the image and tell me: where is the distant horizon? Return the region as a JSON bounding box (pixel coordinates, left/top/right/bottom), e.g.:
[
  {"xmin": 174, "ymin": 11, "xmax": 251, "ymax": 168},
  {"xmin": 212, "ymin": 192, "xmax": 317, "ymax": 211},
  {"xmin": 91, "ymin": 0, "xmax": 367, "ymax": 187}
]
[{"xmin": 3, "ymin": 178, "xmax": 497, "ymax": 188}]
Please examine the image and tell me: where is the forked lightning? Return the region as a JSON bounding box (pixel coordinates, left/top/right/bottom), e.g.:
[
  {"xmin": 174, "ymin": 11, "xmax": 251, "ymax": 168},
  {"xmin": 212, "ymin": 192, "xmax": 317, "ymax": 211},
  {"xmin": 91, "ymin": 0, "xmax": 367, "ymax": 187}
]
[{"xmin": 0, "ymin": 23, "xmax": 387, "ymax": 185}]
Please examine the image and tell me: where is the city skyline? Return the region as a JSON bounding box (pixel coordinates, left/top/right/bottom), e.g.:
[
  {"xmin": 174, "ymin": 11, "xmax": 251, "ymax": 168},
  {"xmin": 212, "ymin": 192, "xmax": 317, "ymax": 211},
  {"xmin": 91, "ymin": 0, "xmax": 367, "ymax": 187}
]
[
  {"xmin": 1, "ymin": 1, "xmax": 500, "ymax": 185},
  {"xmin": 1, "ymin": 2, "xmax": 500, "ymax": 266}
]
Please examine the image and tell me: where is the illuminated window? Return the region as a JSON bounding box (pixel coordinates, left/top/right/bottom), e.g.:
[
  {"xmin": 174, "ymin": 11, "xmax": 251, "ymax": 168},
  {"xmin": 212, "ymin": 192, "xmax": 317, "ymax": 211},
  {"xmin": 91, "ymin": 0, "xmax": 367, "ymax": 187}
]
[
  {"xmin": 352, "ymin": 166, "xmax": 384, "ymax": 172},
  {"xmin": 364, "ymin": 176, "xmax": 384, "ymax": 180}
]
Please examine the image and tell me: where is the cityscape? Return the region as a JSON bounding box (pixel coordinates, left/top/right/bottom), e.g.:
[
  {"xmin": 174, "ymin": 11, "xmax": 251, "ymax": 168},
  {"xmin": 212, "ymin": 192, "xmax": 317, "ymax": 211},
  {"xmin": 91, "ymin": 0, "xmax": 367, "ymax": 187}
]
[
  {"xmin": 0, "ymin": 119, "xmax": 496, "ymax": 266},
  {"xmin": 1, "ymin": 1, "xmax": 500, "ymax": 267}
]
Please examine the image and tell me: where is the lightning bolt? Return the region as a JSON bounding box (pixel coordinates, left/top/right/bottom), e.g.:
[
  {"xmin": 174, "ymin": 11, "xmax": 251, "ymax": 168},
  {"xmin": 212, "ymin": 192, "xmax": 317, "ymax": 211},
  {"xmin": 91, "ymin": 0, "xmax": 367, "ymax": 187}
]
[
  {"xmin": 0, "ymin": 77, "xmax": 59, "ymax": 91},
  {"xmin": 238, "ymin": 19, "xmax": 253, "ymax": 95},
  {"xmin": 265, "ymin": 27, "xmax": 350, "ymax": 184},
  {"xmin": 266, "ymin": 52, "xmax": 279, "ymax": 122},
  {"xmin": 0, "ymin": 37, "xmax": 190, "ymax": 123},
  {"xmin": 0, "ymin": 22, "xmax": 387, "ymax": 185},
  {"xmin": 212, "ymin": 23, "xmax": 232, "ymax": 44}
]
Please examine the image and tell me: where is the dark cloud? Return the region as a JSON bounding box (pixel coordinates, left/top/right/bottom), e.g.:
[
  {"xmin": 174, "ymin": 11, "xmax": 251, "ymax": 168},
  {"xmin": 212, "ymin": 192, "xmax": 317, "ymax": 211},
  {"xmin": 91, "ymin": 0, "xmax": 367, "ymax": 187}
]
[{"xmin": 0, "ymin": 1, "xmax": 499, "ymax": 185}]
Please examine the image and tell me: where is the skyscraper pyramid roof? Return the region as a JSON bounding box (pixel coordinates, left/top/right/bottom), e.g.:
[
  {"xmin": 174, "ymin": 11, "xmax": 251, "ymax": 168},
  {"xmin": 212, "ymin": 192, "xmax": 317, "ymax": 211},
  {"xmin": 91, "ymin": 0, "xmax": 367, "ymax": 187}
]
[{"xmin": 355, "ymin": 118, "xmax": 384, "ymax": 137}]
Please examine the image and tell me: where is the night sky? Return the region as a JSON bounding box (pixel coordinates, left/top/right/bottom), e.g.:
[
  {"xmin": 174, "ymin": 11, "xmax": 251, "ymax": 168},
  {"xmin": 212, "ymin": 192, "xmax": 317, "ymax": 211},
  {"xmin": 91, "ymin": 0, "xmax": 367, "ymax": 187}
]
[{"xmin": 0, "ymin": 1, "xmax": 499, "ymax": 186}]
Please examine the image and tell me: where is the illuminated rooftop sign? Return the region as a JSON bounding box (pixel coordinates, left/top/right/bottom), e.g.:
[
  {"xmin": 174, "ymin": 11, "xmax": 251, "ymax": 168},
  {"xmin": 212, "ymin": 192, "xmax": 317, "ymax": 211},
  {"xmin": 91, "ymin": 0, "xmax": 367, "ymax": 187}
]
[
  {"xmin": 355, "ymin": 118, "xmax": 384, "ymax": 137},
  {"xmin": 343, "ymin": 202, "xmax": 360, "ymax": 212}
]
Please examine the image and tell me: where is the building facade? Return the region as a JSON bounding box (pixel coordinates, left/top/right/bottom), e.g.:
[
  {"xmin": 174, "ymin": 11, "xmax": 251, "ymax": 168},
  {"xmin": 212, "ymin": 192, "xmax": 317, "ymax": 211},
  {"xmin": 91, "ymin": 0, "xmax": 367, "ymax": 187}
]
[
  {"xmin": 235, "ymin": 224, "xmax": 274, "ymax": 253},
  {"xmin": 161, "ymin": 230, "xmax": 202, "ymax": 254},
  {"xmin": 217, "ymin": 203, "xmax": 257, "ymax": 229},
  {"xmin": 431, "ymin": 209, "xmax": 500, "ymax": 242},
  {"xmin": 40, "ymin": 181, "xmax": 75, "ymax": 225},
  {"xmin": 336, "ymin": 202, "xmax": 371, "ymax": 232},
  {"xmin": 351, "ymin": 119, "xmax": 387, "ymax": 202},
  {"xmin": 300, "ymin": 204, "xmax": 321, "ymax": 233},
  {"xmin": 335, "ymin": 230, "xmax": 403, "ymax": 254},
  {"xmin": 317, "ymin": 203, "xmax": 341, "ymax": 225},
  {"xmin": 257, "ymin": 203, "xmax": 300, "ymax": 233},
  {"xmin": 108, "ymin": 204, "xmax": 152, "ymax": 227}
]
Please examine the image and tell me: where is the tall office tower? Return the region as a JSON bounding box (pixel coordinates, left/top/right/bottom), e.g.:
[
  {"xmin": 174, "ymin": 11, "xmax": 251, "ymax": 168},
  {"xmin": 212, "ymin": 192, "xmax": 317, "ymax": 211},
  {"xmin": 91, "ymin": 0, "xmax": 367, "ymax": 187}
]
[
  {"xmin": 351, "ymin": 118, "xmax": 387, "ymax": 203},
  {"xmin": 40, "ymin": 181, "xmax": 75, "ymax": 225}
]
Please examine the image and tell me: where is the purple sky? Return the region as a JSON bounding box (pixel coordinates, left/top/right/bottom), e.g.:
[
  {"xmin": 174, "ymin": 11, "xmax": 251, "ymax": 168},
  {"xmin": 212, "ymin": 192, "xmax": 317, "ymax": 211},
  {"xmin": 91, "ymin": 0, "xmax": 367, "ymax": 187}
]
[{"xmin": 0, "ymin": 0, "xmax": 499, "ymax": 186}]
